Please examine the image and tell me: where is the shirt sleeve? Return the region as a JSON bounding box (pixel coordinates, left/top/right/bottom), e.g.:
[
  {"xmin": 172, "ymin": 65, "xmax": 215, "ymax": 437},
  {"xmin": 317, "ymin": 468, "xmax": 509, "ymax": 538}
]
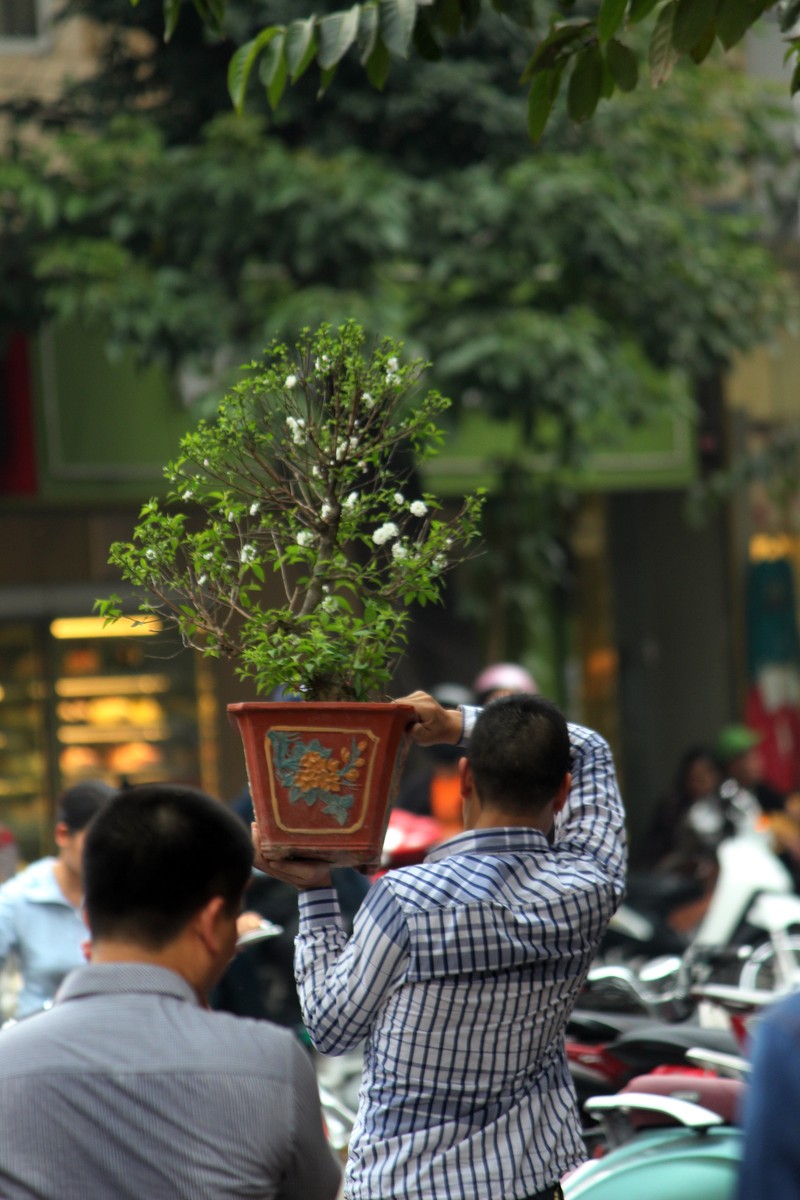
[
  {"xmin": 554, "ymin": 723, "xmax": 627, "ymax": 901},
  {"xmin": 295, "ymin": 882, "xmax": 409, "ymax": 1055},
  {"xmin": 280, "ymin": 1036, "xmax": 343, "ymax": 1200}
]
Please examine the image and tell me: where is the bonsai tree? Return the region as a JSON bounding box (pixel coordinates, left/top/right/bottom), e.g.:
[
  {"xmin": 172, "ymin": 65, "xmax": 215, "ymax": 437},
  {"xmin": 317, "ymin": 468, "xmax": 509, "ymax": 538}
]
[{"xmin": 99, "ymin": 320, "xmax": 484, "ymax": 701}]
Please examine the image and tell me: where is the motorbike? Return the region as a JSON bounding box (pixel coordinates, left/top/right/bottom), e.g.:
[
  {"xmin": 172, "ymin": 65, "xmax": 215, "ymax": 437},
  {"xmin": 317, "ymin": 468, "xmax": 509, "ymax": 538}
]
[
  {"xmin": 600, "ymin": 780, "xmax": 800, "ymax": 989},
  {"xmin": 563, "ymin": 985, "xmax": 766, "ymax": 1199}
]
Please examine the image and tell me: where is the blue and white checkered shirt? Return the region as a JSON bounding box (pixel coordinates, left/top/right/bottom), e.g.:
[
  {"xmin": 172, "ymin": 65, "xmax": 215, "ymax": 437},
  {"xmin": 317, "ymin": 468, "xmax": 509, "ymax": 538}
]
[{"xmin": 296, "ymin": 718, "xmax": 627, "ymax": 1200}]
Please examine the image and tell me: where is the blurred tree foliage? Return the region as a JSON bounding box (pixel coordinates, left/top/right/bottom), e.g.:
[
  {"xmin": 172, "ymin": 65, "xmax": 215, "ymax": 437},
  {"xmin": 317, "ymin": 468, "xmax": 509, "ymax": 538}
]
[{"xmin": 1, "ymin": 0, "xmax": 794, "ymax": 667}]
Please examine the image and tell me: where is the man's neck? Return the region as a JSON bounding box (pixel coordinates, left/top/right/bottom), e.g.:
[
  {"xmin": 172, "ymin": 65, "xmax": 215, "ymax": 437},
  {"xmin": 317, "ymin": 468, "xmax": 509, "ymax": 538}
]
[
  {"xmin": 90, "ymin": 940, "xmax": 210, "ymax": 1006},
  {"xmin": 469, "ymin": 809, "xmax": 553, "ymax": 835}
]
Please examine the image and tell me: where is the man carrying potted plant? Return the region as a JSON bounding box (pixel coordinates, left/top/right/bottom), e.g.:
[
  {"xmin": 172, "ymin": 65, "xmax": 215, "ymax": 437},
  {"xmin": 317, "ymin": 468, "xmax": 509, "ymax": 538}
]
[{"xmin": 256, "ymin": 688, "xmax": 627, "ymax": 1200}]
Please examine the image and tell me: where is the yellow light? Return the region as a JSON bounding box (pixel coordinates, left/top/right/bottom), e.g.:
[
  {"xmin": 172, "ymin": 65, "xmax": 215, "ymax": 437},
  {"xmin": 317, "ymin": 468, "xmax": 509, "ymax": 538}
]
[
  {"xmin": 57, "ymin": 725, "xmax": 169, "ymax": 744},
  {"xmin": 55, "ymin": 674, "xmax": 172, "ymax": 697},
  {"xmin": 50, "ymin": 616, "xmax": 162, "ymax": 640}
]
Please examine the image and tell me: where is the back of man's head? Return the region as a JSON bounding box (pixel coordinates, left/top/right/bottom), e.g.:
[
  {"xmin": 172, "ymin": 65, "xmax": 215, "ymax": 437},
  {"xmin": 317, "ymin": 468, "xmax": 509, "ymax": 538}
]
[
  {"xmin": 468, "ymin": 693, "xmax": 570, "ymax": 814},
  {"xmin": 83, "ymin": 784, "xmax": 253, "ymax": 950}
]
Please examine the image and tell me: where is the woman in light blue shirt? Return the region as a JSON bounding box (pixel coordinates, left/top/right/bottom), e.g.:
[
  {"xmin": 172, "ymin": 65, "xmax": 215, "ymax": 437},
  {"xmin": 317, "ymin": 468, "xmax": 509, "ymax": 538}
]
[{"xmin": 0, "ymin": 781, "xmax": 114, "ymax": 1017}]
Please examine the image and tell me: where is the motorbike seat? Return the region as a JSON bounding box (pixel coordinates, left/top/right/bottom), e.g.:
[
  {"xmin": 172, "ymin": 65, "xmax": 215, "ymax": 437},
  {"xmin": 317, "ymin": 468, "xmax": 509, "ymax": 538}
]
[
  {"xmin": 619, "ymin": 1071, "xmax": 744, "ymax": 1128},
  {"xmin": 610, "ymin": 1021, "xmax": 739, "ymax": 1069}
]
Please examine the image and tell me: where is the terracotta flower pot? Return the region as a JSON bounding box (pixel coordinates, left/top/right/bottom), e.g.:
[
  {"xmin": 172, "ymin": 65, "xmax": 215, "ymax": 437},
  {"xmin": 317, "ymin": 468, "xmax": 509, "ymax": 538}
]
[{"xmin": 227, "ymin": 701, "xmax": 416, "ymax": 869}]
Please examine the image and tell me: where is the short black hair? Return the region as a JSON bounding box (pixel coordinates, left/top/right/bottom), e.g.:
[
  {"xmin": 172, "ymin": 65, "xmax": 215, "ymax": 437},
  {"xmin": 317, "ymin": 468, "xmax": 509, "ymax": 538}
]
[
  {"xmin": 83, "ymin": 783, "xmax": 253, "ymax": 949},
  {"xmin": 56, "ymin": 781, "xmax": 116, "ymax": 832},
  {"xmin": 468, "ymin": 693, "xmax": 571, "ymax": 813}
]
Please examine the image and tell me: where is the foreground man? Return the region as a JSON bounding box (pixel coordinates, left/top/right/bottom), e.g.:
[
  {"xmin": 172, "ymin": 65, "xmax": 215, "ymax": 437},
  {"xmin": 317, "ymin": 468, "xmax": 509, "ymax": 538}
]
[
  {"xmin": 0, "ymin": 783, "xmax": 341, "ymax": 1200},
  {"xmin": 260, "ymin": 692, "xmax": 627, "ymax": 1200}
]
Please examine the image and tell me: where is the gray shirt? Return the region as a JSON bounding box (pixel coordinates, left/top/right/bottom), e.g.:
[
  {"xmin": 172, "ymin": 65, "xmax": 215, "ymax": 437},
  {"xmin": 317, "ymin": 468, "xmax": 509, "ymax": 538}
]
[{"xmin": 0, "ymin": 962, "xmax": 341, "ymax": 1200}]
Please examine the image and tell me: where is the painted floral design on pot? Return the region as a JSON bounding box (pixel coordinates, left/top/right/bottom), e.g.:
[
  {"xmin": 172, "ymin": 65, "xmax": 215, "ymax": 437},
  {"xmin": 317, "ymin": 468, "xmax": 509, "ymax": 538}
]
[{"xmin": 268, "ymin": 730, "xmax": 367, "ymax": 826}]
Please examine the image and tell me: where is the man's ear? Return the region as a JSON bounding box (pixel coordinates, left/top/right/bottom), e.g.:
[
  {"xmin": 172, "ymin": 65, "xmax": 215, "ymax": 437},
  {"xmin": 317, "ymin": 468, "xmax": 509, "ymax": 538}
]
[
  {"xmin": 193, "ymin": 895, "xmax": 228, "ymax": 955},
  {"xmin": 553, "ymin": 771, "xmax": 572, "ymax": 815},
  {"xmin": 54, "ymin": 822, "xmax": 70, "ymax": 849}
]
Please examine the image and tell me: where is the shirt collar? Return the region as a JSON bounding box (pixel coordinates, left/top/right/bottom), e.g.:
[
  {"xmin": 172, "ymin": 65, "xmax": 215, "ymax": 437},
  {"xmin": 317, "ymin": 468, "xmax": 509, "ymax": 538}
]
[
  {"xmin": 425, "ymin": 826, "xmax": 550, "ymax": 863},
  {"xmin": 56, "ymin": 962, "xmax": 200, "ymax": 1007},
  {"xmin": 25, "ymin": 858, "xmax": 75, "ymax": 908}
]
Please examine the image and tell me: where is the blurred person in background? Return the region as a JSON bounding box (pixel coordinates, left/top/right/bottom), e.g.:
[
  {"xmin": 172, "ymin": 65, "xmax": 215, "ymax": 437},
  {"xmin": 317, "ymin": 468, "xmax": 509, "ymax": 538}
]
[
  {"xmin": 0, "ymin": 780, "xmax": 114, "ymax": 1018},
  {"xmin": 636, "ymin": 745, "xmax": 723, "ymax": 872},
  {"xmin": 473, "ymin": 661, "xmax": 539, "ymax": 706}
]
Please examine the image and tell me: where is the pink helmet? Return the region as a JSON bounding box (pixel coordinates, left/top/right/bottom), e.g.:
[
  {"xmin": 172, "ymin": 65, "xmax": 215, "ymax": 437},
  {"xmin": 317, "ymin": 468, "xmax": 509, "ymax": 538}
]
[{"xmin": 473, "ymin": 662, "xmax": 538, "ymax": 704}]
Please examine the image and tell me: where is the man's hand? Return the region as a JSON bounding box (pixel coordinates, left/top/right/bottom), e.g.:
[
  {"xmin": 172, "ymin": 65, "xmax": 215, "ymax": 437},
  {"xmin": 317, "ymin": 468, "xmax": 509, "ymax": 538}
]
[
  {"xmin": 394, "ymin": 690, "xmax": 463, "ymax": 747},
  {"xmin": 251, "ymin": 825, "xmax": 334, "ymax": 890}
]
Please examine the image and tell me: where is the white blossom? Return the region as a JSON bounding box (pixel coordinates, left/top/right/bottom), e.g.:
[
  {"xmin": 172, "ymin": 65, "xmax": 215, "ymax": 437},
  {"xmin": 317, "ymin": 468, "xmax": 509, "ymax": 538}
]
[
  {"xmin": 321, "ymin": 502, "xmax": 335, "ymax": 521},
  {"xmin": 387, "ymin": 356, "xmax": 399, "ymax": 372},
  {"xmin": 315, "ymin": 355, "xmax": 330, "ymax": 370},
  {"xmin": 249, "ymin": 502, "xmax": 260, "ymax": 516},
  {"xmin": 145, "ymin": 548, "xmax": 157, "ymax": 561},
  {"xmin": 286, "ymin": 416, "xmax": 307, "ymax": 446},
  {"xmin": 385, "ymin": 356, "xmax": 400, "ymax": 385},
  {"xmin": 203, "ymin": 458, "xmax": 210, "ymax": 468},
  {"xmin": 240, "ymin": 544, "xmax": 258, "ymax": 564},
  {"xmin": 296, "ymin": 530, "xmax": 314, "ymax": 547},
  {"xmin": 182, "ymin": 489, "xmax": 193, "ymax": 501},
  {"xmin": 372, "ymin": 522, "xmax": 400, "ymax": 546},
  {"xmin": 335, "ymin": 440, "xmax": 348, "ymax": 462},
  {"xmin": 227, "ymin": 511, "xmax": 236, "ymax": 522},
  {"xmin": 285, "ymin": 374, "xmax": 298, "ymax": 390},
  {"xmin": 362, "ymin": 391, "xmax": 375, "ymax": 408},
  {"xmin": 311, "ymin": 465, "xmax": 322, "ymax": 478},
  {"xmin": 391, "ymin": 542, "xmax": 409, "ymax": 560},
  {"xmin": 321, "ymin": 595, "xmax": 337, "ymax": 613},
  {"xmin": 344, "ymin": 492, "xmax": 359, "ymax": 509},
  {"xmin": 431, "ymin": 554, "xmax": 447, "ymax": 573},
  {"xmin": 394, "ymin": 492, "xmax": 405, "ymax": 505},
  {"xmin": 197, "ymin": 574, "xmax": 208, "ymax": 586},
  {"xmin": 410, "ymin": 500, "xmax": 428, "ymax": 518},
  {"xmin": 203, "ymin": 552, "xmax": 213, "ymax": 561}
]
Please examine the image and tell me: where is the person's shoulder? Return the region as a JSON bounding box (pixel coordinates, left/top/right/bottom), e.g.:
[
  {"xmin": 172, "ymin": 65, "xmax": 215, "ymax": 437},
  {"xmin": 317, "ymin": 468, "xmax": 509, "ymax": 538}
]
[
  {"xmin": 567, "ymin": 722, "xmax": 611, "ymax": 753},
  {"xmin": 765, "ymin": 989, "xmax": 800, "ymax": 1039},
  {"xmin": 0, "ymin": 856, "xmax": 55, "ymax": 898}
]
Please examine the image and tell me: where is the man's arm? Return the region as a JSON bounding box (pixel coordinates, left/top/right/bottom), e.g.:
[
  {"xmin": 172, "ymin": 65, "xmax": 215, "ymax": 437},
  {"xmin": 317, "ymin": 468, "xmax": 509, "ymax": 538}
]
[
  {"xmin": 281, "ymin": 1036, "xmax": 343, "ymax": 1200},
  {"xmin": 292, "ymin": 881, "xmax": 409, "ymax": 1054}
]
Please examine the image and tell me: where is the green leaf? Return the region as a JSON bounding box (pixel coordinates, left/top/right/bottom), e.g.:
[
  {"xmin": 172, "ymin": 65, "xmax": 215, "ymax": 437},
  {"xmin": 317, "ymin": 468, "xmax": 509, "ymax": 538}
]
[
  {"xmin": 357, "ymin": 4, "xmax": 379, "ymax": 62},
  {"xmin": 259, "ymin": 34, "xmax": 288, "ymax": 109},
  {"xmin": 526, "ymin": 64, "xmax": 563, "ymax": 142},
  {"xmin": 365, "ymin": 35, "xmax": 391, "ymax": 86},
  {"xmin": 318, "ymin": 63, "xmax": 339, "ymax": 95},
  {"xmin": 228, "ymin": 28, "xmax": 283, "ymax": 113},
  {"xmin": 164, "ymin": 0, "xmax": 182, "ymax": 41},
  {"xmin": 628, "ymin": 0, "xmax": 660, "ymax": 22},
  {"xmin": 318, "ymin": 6, "xmax": 361, "ymax": 70},
  {"xmin": 672, "ymin": 0, "xmax": 719, "ymax": 54},
  {"xmin": 521, "ymin": 18, "xmax": 592, "ymax": 79},
  {"xmin": 598, "ymin": 0, "xmax": 628, "ymax": 45},
  {"xmin": 791, "ymin": 55, "xmax": 800, "ymax": 95},
  {"xmin": 716, "ymin": 0, "xmax": 770, "ymax": 49},
  {"xmin": 379, "ymin": 0, "xmax": 417, "ymax": 57},
  {"xmin": 285, "ymin": 18, "xmax": 318, "ymax": 81},
  {"xmin": 780, "ymin": 0, "xmax": 800, "ymax": 33},
  {"xmin": 606, "ymin": 36, "xmax": 639, "ymax": 90},
  {"xmin": 649, "ymin": 1, "xmax": 679, "ymax": 87},
  {"xmin": 567, "ymin": 42, "xmax": 603, "ymax": 122},
  {"xmin": 689, "ymin": 21, "xmax": 716, "ymax": 62}
]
